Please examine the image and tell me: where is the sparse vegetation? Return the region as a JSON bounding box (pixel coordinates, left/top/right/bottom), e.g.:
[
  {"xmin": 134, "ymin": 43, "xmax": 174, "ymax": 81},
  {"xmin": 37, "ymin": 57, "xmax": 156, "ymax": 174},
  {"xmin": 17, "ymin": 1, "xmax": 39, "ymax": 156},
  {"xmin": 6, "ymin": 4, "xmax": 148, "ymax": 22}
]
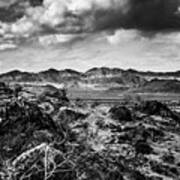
[{"xmin": 0, "ymin": 83, "xmax": 180, "ymax": 180}]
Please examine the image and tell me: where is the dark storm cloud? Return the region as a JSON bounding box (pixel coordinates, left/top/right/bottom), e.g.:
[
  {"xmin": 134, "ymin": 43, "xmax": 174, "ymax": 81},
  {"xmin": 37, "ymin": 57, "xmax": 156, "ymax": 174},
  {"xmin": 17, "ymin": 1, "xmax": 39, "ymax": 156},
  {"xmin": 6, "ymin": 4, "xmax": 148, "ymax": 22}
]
[
  {"xmin": 0, "ymin": 0, "xmax": 180, "ymax": 40},
  {"xmin": 95, "ymin": 0, "xmax": 180, "ymax": 30},
  {"xmin": 0, "ymin": 0, "xmax": 43, "ymax": 23},
  {"xmin": 128, "ymin": 0, "xmax": 180, "ymax": 29}
]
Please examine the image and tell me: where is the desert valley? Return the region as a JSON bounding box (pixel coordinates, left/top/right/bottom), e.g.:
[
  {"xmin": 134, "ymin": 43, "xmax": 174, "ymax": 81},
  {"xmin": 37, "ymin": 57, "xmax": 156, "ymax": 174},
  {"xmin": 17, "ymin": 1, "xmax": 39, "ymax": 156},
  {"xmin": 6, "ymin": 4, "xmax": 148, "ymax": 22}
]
[{"xmin": 0, "ymin": 67, "xmax": 180, "ymax": 180}]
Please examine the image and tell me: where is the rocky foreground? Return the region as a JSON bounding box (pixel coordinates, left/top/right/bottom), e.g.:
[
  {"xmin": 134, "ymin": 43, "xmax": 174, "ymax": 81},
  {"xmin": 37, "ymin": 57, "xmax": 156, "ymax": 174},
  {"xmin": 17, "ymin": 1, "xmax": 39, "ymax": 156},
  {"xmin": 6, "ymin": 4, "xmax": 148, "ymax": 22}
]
[{"xmin": 0, "ymin": 83, "xmax": 180, "ymax": 180}]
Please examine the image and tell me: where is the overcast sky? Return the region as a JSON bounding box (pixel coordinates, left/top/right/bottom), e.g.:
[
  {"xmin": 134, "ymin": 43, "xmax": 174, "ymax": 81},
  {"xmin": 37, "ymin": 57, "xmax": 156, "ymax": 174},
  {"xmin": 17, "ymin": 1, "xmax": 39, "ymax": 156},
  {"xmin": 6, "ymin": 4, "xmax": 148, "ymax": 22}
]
[{"xmin": 0, "ymin": 0, "xmax": 180, "ymax": 73}]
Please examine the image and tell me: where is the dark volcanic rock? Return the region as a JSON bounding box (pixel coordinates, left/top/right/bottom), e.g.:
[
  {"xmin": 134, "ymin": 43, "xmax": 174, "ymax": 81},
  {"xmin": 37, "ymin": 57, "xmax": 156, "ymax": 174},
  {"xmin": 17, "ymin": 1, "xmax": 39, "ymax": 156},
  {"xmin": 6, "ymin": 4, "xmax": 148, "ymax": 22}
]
[
  {"xmin": 135, "ymin": 141, "xmax": 153, "ymax": 155},
  {"xmin": 0, "ymin": 82, "xmax": 179, "ymax": 180},
  {"xmin": 55, "ymin": 109, "xmax": 87, "ymax": 123},
  {"xmin": 129, "ymin": 171, "xmax": 148, "ymax": 180},
  {"xmin": 38, "ymin": 85, "xmax": 69, "ymax": 109},
  {"xmin": 29, "ymin": 0, "xmax": 43, "ymax": 6},
  {"xmin": 137, "ymin": 101, "xmax": 179, "ymax": 120},
  {"xmin": 162, "ymin": 153, "xmax": 175, "ymax": 164},
  {"xmin": 0, "ymin": 100, "xmax": 63, "ymax": 160},
  {"xmin": 150, "ymin": 161, "xmax": 179, "ymax": 177},
  {"xmin": 109, "ymin": 106, "xmax": 132, "ymax": 122},
  {"xmin": 106, "ymin": 170, "xmax": 124, "ymax": 180},
  {"xmin": 135, "ymin": 126, "xmax": 164, "ymax": 142}
]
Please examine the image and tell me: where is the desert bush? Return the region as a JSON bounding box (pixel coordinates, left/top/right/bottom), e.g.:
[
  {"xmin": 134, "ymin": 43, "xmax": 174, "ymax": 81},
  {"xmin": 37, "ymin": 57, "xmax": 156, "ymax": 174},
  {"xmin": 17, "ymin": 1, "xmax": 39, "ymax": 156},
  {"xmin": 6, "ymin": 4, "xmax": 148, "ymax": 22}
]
[{"xmin": 0, "ymin": 84, "xmax": 180, "ymax": 180}]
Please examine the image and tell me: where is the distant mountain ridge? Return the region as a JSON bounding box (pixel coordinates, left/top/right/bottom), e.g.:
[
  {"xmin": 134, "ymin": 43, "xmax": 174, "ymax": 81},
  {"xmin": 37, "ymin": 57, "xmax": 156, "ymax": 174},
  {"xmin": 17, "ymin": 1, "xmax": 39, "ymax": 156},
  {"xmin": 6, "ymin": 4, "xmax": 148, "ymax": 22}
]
[
  {"xmin": 0, "ymin": 67, "xmax": 145, "ymax": 85},
  {"xmin": 0, "ymin": 67, "xmax": 180, "ymax": 92}
]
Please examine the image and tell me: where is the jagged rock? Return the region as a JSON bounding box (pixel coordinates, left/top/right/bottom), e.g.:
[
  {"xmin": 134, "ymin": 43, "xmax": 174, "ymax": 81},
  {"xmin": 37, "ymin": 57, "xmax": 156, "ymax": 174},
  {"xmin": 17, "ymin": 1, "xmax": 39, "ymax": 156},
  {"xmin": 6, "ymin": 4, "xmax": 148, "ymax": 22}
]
[
  {"xmin": 150, "ymin": 161, "xmax": 179, "ymax": 177},
  {"xmin": 0, "ymin": 82, "xmax": 180, "ymax": 180},
  {"xmin": 106, "ymin": 171, "xmax": 124, "ymax": 180},
  {"xmin": 144, "ymin": 127, "xmax": 164, "ymax": 141},
  {"xmin": 0, "ymin": 82, "xmax": 13, "ymax": 96},
  {"xmin": 162, "ymin": 153, "xmax": 175, "ymax": 164},
  {"xmin": 109, "ymin": 106, "xmax": 132, "ymax": 122},
  {"xmin": 149, "ymin": 176, "xmax": 163, "ymax": 180},
  {"xmin": 38, "ymin": 85, "xmax": 69, "ymax": 105},
  {"xmin": 129, "ymin": 171, "xmax": 148, "ymax": 180},
  {"xmin": 55, "ymin": 108, "xmax": 87, "ymax": 124},
  {"xmin": 0, "ymin": 100, "xmax": 63, "ymax": 160},
  {"xmin": 133, "ymin": 126, "xmax": 164, "ymax": 142},
  {"xmin": 137, "ymin": 101, "xmax": 178, "ymax": 119},
  {"xmin": 29, "ymin": 0, "xmax": 43, "ymax": 6},
  {"xmin": 135, "ymin": 141, "xmax": 153, "ymax": 154},
  {"xmin": 38, "ymin": 101, "xmax": 55, "ymax": 114}
]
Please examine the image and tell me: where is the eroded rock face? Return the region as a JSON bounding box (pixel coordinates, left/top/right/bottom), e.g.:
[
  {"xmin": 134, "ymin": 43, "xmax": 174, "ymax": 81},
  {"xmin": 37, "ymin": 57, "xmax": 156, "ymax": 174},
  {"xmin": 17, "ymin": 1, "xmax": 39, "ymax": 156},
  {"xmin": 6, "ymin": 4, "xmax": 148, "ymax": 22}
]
[
  {"xmin": 37, "ymin": 86, "xmax": 69, "ymax": 116},
  {"xmin": 0, "ymin": 84, "xmax": 180, "ymax": 180},
  {"xmin": 55, "ymin": 108, "xmax": 87, "ymax": 123},
  {"xmin": 0, "ymin": 100, "xmax": 62, "ymax": 160},
  {"xmin": 38, "ymin": 86, "xmax": 69, "ymax": 104},
  {"xmin": 0, "ymin": 85, "xmax": 77, "ymax": 180}
]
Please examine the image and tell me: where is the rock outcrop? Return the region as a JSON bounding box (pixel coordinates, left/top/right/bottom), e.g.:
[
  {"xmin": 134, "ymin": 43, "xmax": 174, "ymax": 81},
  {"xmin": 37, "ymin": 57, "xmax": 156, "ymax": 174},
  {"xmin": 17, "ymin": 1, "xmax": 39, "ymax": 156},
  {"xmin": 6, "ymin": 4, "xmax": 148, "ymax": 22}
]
[
  {"xmin": 0, "ymin": 84, "xmax": 180, "ymax": 180},
  {"xmin": 109, "ymin": 106, "xmax": 132, "ymax": 122}
]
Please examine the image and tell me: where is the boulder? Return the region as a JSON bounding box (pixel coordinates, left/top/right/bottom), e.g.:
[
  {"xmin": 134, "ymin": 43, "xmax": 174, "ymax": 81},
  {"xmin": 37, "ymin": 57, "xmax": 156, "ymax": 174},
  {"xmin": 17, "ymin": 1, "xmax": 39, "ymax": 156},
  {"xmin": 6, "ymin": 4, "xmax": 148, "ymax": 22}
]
[
  {"xmin": 109, "ymin": 106, "xmax": 132, "ymax": 122},
  {"xmin": 135, "ymin": 141, "xmax": 153, "ymax": 155},
  {"xmin": 38, "ymin": 85, "xmax": 69, "ymax": 107},
  {"xmin": 106, "ymin": 171, "xmax": 124, "ymax": 180},
  {"xmin": 137, "ymin": 101, "xmax": 177, "ymax": 119},
  {"xmin": 55, "ymin": 108, "xmax": 87, "ymax": 124}
]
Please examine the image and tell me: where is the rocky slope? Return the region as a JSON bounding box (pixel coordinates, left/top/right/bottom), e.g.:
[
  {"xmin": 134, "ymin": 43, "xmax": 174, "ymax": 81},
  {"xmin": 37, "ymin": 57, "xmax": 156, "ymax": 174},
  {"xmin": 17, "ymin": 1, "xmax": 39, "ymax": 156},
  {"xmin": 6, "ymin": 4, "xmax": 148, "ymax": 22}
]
[{"xmin": 0, "ymin": 83, "xmax": 180, "ymax": 180}]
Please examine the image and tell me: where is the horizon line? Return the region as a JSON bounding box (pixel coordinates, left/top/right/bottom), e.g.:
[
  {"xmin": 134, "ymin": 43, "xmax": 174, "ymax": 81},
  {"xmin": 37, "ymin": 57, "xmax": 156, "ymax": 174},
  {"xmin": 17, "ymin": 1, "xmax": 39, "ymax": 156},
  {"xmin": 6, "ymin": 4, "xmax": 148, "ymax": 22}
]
[{"xmin": 1, "ymin": 66, "xmax": 180, "ymax": 75}]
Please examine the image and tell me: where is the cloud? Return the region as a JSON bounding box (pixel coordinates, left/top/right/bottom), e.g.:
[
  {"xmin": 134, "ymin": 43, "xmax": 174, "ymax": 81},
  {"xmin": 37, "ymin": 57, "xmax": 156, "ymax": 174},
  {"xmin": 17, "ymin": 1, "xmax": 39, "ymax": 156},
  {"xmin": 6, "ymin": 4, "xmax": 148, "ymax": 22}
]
[
  {"xmin": 0, "ymin": 36, "xmax": 17, "ymax": 50},
  {"xmin": 0, "ymin": 43, "xmax": 17, "ymax": 50},
  {"xmin": 38, "ymin": 33, "xmax": 85, "ymax": 46},
  {"xmin": 127, "ymin": 0, "xmax": 180, "ymax": 29},
  {"xmin": 0, "ymin": 0, "xmax": 15, "ymax": 7},
  {"xmin": 1, "ymin": 30, "xmax": 180, "ymax": 73},
  {"xmin": 106, "ymin": 29, "xmax": 143, "ymax": 44},
  {"xmin": 0, "ymin": 0, "xmax": 180, "ymax": 45},
  {"xmin": 11, "ymin": 17, "xmax": 40, "ymax": 36}
]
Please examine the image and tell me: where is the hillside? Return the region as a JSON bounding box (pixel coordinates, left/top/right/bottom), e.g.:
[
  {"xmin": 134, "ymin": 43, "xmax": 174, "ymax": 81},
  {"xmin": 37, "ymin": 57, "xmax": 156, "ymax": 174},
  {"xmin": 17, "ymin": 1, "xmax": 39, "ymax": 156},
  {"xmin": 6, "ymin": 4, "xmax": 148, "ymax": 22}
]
[
  {"xmin": 137, "ymin": 79, "xmax": 180, "ymax": 93},
  {"xmin": 0, "ymin": 67, "xmax": 180, "ymax": 92},
  {"xmin": 0, "ymin": 67, "xmax": 146, "ymax": 90},
  {"xmin": 0, "ymin": 83, "xmax": 180, "ymax": 180}
]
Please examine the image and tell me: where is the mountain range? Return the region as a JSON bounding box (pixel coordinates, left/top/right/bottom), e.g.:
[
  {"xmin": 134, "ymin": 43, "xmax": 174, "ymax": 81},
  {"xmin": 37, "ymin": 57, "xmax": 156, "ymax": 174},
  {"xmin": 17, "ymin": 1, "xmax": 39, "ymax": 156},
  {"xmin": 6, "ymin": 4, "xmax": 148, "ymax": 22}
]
[{"xmin": 0, "ymin": 67, "xmax": 180, "ymax": 92}]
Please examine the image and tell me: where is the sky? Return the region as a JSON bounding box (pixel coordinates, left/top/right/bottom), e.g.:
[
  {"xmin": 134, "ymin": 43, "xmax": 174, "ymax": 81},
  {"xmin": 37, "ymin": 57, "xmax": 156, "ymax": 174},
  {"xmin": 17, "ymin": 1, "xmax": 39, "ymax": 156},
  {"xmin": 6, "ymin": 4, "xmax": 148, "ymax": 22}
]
[{"xmin": 0, "ymin": 0, "xmax": 180, "ymax": 73}]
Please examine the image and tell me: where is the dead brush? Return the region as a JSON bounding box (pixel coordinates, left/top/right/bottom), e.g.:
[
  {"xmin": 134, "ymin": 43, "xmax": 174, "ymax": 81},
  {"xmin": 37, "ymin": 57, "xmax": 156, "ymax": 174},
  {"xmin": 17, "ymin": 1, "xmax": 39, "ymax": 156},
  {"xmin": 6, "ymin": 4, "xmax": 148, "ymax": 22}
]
[{"xmin": 1, "ymin": 143, "xmax": 76, "ymax": 180}]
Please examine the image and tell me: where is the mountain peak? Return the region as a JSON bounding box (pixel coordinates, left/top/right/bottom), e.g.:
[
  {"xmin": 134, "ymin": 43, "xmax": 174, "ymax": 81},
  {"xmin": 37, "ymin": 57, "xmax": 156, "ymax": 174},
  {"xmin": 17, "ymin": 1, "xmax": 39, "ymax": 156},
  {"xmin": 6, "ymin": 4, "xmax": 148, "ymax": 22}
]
[
  {"xmin": 41, "ymin": 68, "xmax": 59, "ymax": 74},
  {"xmin": 61, "ymin": 69, "xmax": 82, "ymax": 75},
  {"xmin": 85, "ymin": 67, "xmax": 123, "ymax": 76}
]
